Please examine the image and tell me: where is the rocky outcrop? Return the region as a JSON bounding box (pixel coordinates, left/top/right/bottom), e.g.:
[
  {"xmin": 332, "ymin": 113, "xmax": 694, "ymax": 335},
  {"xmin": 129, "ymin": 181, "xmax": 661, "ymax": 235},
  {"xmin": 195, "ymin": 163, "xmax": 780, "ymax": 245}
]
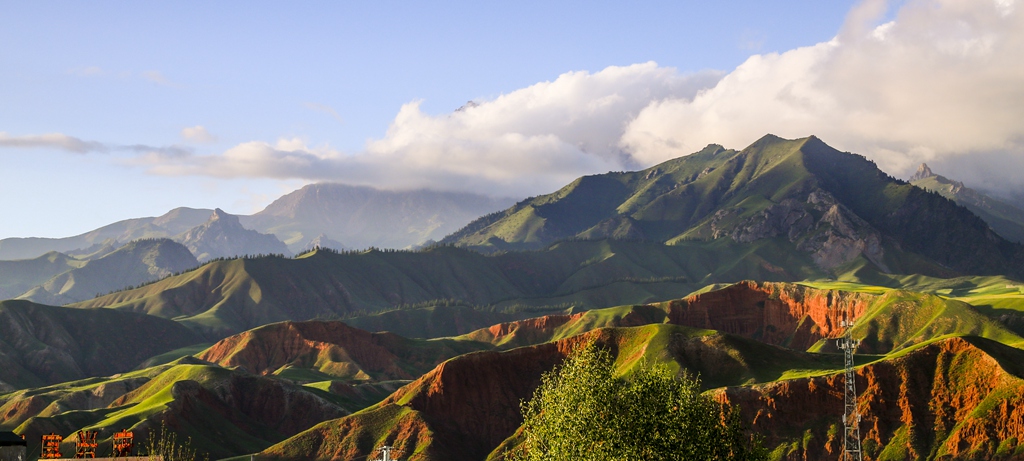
[{"xmin": 909, "ymin": 163, "xmax": 935, "ymax": 182}]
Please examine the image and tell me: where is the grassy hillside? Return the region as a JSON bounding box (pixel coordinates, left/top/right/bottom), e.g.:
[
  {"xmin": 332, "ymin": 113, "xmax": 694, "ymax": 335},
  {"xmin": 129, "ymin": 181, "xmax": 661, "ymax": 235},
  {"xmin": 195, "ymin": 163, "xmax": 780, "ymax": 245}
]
[
  {"xmin": 0, "ymin": 358, "xmax": 353, "ymax": 460},
  {"xmin": 6, "ymin": 280, "xmax": 1024, "ymax": 460},
  {"xmin": 0, "ymin": 300, "xmax": 203, "ymax": 392}
]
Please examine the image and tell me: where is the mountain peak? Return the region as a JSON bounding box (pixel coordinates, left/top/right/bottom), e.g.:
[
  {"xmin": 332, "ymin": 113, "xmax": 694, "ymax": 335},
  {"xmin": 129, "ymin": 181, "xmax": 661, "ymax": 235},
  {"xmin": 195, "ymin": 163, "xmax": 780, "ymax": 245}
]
[
  {"xmin": 910, "ymin": 163, "xmax": 935, "ymax": 182},
  {"xmin": 210, "ymin": 208, "xmax": 235, "ymax": 222}
]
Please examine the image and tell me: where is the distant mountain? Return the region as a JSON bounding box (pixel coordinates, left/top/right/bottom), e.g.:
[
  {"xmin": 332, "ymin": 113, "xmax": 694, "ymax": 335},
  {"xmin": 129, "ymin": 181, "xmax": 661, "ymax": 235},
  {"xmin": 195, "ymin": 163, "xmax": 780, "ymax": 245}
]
[
  {"xmin": 15, "ymin": 238, "xmax": 198, "ymax": 305},
  {"xmin": 240, "ymin": 183, "xmax": 516, "ymax": 251},
  {"xmin": 178, "ymin": 209, "xmax": 290, "ymax": 261},
  {"xmin": 299, "ymin": 233, "xmax": 346, "ymax": 253},
  {"xmin": 0, "ymin": 207, "xmax": 212, "ymax": 260},
  {"xmin": 444, "ymin": 135, "xmax": 1024, "ymax": 278},
  {"xmin": 910, "ymin": 162, "xmax": 1024, "ymax": 244}
]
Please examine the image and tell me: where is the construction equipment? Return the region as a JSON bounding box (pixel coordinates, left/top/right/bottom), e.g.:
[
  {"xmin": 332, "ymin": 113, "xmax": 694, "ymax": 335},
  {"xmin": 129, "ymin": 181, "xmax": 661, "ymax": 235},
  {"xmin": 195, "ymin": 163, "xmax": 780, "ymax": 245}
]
[
  {"xmin": 112, "ymin": 430, "xmax": 134, "ymax": 457},
  {"xmin": 40, "ymin": 434, "xmax": 62, "ymax": 459},
  {"xmin": 74, "ymin": 431, "xmax": 98, "ymax": 458}
]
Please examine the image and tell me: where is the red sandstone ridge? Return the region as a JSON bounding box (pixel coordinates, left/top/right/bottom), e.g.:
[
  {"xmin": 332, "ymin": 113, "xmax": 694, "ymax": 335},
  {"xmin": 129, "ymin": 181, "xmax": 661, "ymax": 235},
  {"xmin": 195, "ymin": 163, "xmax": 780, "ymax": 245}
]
[
  {"xmin": 717, "ymin": 336, "xmax": 1024, "ymax": 460},
  {"xmin": 662, "ymin": 281, "xmax": 872, "ymax": 350},
  {"xmin": 198, "ymin": 320, "xmax": 487, "ymax": 382}
]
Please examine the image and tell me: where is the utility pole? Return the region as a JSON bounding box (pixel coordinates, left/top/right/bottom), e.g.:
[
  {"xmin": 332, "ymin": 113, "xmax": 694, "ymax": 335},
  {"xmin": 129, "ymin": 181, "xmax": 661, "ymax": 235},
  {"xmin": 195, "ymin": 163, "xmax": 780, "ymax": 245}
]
[
  {"xmin": 372, "ymin": 445, "xmax": 398, "ymax": 461},
  {"xmin": 838, "ymin": 309, "xmax": 863, "ymax": 461}
]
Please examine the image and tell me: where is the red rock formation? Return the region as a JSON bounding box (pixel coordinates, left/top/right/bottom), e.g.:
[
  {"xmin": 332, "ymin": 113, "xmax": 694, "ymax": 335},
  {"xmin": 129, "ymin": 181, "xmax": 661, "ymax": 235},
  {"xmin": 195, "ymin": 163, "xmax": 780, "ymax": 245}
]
[
  {"xmin": 460, "ymin": 281, "xmax": 873, "ymax": 352},
  {"xmin": 717, "ymin": 337, "xmax": 1024, "ymax": 460}
]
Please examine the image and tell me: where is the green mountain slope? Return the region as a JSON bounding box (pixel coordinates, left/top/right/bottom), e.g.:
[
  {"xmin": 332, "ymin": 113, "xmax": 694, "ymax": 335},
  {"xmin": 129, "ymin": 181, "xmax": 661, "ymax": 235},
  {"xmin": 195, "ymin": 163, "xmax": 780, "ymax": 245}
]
[
  {"xmin": 74, "ymin": 239, "xmax": 841, "ymax": 339},
  {"xmin": 0, "ymin": 300, "xmax": 203, "ymax": 391},
  {"xmin": 910, "ymin": 163, "xmax": 1024, "ymax": 244},
  {"xmin": 444, "ymin": 135, "xmax": 1024, "ymax": 279}
]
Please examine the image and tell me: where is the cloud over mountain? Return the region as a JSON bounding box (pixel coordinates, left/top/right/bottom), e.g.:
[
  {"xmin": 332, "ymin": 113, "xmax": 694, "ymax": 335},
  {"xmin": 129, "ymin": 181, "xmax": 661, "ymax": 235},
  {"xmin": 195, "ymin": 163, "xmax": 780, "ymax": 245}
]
[
  {"xmin": 622, "ymin": 0, "xmax": 1024, "ymax": 194},
  {"xmin": 23, "ymin": 0, "xmax": 1024, "ymax": 200}
]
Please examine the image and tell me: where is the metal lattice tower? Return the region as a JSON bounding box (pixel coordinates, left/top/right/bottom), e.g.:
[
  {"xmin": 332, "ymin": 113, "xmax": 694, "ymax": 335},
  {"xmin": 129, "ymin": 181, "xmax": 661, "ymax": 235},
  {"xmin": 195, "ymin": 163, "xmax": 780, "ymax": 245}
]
[{"xmin": 838, "ymin": 309, "xmax": 863, "ymax": 461}]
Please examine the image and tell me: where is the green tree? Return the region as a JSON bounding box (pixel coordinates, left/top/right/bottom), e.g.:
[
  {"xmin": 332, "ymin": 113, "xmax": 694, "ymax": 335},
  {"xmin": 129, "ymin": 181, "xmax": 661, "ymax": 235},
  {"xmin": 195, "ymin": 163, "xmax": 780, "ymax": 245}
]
[{"xmin": 507, "ymin": 345, "xmax": 767, "ymax": 461}]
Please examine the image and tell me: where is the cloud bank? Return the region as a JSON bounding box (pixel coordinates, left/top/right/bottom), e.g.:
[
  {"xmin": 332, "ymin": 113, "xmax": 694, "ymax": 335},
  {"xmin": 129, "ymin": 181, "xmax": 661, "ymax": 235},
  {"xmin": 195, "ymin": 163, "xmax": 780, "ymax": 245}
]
[
  {"xmin": 24, "ymin": 0, "xmax": 1024, "ymax": 200},
  {"xmin": 138, "ymin": 63, "xmax": 723, "ymax": 197}
]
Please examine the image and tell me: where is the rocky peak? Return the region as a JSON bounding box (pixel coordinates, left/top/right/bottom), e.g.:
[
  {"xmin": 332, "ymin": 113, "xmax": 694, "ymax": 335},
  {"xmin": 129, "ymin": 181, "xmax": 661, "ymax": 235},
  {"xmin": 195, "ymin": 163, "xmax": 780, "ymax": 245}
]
[{"xmin": 909, "ymin": 163, "xmax": 935, "ymax": 182}]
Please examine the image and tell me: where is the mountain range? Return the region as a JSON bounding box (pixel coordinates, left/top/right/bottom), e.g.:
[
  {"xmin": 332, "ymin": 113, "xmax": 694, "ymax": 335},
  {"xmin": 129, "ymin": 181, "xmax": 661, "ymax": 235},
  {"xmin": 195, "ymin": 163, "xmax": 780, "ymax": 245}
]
[
  {"xmin": 0, "ymin": 184, "xmax": 515, "ymax": 263},
  {"xmin": 4, "ymin": 134, "xmax": 1024, "ymax": 461},
  {"xmin": 445, "ymin": 135, "xmax": 1024, "ymax": 278}
]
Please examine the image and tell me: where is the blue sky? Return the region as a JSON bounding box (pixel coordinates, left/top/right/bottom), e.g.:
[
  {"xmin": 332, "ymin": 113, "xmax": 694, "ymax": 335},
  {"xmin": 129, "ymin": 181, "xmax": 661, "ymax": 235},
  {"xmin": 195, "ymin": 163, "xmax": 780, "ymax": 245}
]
[{"xmin": 4, "ymin": 0, "xmax": 1023, "ymax": 239}]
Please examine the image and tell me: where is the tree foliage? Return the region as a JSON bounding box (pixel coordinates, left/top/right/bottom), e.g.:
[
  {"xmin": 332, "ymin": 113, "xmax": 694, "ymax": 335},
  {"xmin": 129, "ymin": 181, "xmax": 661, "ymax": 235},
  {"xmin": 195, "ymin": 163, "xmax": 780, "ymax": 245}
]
[{"xmin": 507, "ymin": 345, "xmax": 767, "ymax": 461}]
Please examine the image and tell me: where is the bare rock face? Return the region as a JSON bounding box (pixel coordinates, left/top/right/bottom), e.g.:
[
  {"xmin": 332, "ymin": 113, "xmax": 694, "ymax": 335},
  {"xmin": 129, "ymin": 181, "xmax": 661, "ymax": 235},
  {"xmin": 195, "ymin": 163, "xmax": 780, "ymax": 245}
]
[{"xmin": 712, "ymin": 188, "xmax": 888, "ymax": 272}]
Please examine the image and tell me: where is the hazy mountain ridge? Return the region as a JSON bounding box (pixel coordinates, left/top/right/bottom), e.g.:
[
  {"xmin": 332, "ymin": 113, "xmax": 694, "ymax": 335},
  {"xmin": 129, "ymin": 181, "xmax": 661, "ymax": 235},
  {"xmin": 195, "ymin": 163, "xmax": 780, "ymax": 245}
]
[
  {"xmin": 240, "ymin": 183, "xmax": 517, "ymax": 251},
  {"xmin": 0, "ymin": 239, "xmax": 198, "ymax": 305},
  {"xmin": 0, "ymin": 207, "xmax": 212, "ymax": 261},
  {"xmin": 910, "ymin": 162, "xmax": 1024, "ymax": 244}
]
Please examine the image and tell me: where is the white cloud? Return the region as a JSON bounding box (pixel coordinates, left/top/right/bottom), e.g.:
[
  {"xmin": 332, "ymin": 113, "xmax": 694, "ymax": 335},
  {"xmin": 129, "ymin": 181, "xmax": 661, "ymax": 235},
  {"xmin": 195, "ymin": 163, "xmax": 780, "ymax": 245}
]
[
  {"xmin": 181, "ymin": 125, "xmax": 217, "ymax": 144},
  {"xmin": 621, "ymin": 0, "xmax": 1024, "ymax": 195},
  {"xmin": 138, "ymin": 63, "xmax": 722, "ymax": 197},
  {"xmin": 0, "ymin": 132, "xmax": 107, "ymax": 153}
]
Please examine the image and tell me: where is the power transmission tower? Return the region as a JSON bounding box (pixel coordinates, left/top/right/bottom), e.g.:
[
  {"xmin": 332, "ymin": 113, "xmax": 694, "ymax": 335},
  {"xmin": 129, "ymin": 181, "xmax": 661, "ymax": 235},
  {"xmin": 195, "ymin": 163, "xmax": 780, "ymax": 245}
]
[{"xmin": 838, "ymin": 309, "xmax": 863, "ymax": 461}]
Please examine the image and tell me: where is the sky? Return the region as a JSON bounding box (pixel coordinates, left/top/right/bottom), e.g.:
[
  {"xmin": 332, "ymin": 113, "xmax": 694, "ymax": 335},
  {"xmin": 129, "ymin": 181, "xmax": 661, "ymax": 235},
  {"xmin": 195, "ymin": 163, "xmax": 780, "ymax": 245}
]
[{"xmin": 2, "ymin": 0, "xmax": 1022, "ymax": 238}]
